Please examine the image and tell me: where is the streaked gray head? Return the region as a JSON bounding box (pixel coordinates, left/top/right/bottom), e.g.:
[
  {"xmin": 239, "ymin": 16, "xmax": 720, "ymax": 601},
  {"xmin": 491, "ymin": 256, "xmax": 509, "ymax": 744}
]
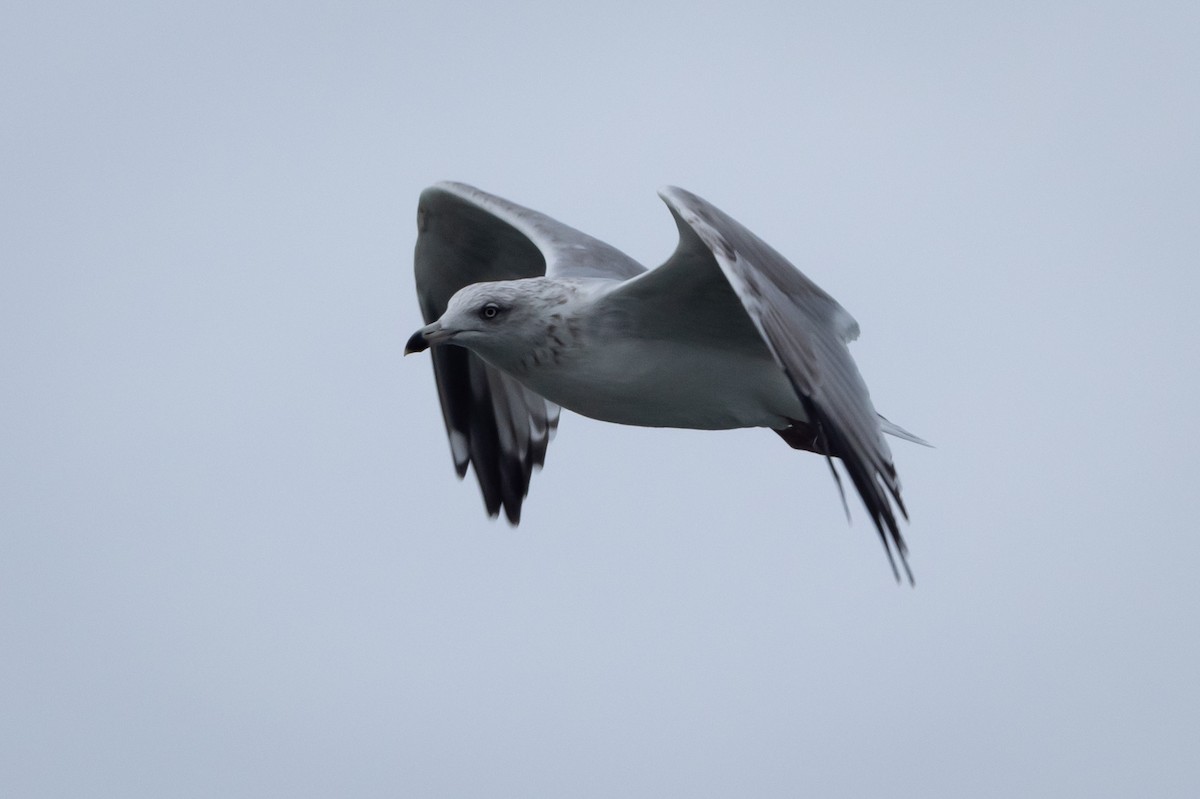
[{"xmin": 405, "ymin": 278, "xmax": 578, "ymax": 369}]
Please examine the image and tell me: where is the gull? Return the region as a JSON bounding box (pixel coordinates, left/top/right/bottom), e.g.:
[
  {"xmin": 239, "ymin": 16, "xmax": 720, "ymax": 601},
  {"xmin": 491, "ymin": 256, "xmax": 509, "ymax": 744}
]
[{"xmin": 405, "ymin": 182, "xmax": 927, "ymax": 581}]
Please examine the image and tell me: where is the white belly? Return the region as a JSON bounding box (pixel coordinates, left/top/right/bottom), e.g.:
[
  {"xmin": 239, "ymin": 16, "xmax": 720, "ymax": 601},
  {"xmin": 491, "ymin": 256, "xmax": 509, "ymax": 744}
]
[{"xmin": 512, "ymin": 337, "xmax": 805, "ymax": 430}]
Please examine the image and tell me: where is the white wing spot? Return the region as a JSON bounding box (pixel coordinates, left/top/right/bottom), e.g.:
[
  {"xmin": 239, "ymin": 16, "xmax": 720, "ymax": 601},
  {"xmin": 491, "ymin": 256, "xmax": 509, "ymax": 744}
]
[{"xmin": 449, "ymin": 430, "xmax": 469, "ymax": 466}]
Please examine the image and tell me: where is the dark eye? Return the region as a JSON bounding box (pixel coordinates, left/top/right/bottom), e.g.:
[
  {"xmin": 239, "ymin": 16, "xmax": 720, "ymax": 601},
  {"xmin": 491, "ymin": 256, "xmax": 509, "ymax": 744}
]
[{"xmin": 480, "ymin": 302, "xmax": 501, "ymax": 320}]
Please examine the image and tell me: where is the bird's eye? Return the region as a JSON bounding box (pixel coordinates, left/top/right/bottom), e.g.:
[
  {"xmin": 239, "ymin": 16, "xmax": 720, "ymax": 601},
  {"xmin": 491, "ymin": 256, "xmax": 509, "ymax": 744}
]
[{"xmin": 480, "ymin": 302, "xmax": 501, "ymax": 320}]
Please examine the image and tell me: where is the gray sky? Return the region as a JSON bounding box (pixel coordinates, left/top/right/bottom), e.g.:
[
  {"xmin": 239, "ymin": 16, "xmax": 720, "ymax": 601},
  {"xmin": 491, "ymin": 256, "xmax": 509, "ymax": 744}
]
[{"xmin": 3, "ymin": 1, "xmax": 1198, "ymax": 796}]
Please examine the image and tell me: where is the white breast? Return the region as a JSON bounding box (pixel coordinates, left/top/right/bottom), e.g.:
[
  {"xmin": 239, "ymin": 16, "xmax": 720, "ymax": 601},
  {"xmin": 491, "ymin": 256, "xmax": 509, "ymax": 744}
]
[{"xmin": 514, "ymin": 336, "xmax": 804, "ymax": 430}]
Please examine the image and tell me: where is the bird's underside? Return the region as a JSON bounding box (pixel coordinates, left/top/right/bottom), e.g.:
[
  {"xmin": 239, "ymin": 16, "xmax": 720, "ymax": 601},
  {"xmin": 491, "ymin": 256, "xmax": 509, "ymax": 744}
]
[{"xmin": 408, "ymin": 181, "xmax": 924, "ymax": 582}]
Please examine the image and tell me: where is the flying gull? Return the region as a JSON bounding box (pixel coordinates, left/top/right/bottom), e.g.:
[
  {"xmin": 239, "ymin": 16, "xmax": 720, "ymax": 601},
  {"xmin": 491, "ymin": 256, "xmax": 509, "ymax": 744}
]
[{"xmin": 405, "ymin": 182, "xmax": 927, "ymax": 581}]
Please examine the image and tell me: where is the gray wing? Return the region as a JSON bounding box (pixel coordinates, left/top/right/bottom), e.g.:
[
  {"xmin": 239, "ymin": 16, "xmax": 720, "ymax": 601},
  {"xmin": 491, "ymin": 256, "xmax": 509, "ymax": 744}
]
[
  {"xmin": 610, "ymin": 186, "xmax": 912, "ymax": 580},
  {"xmin": 414, "ymin": 184, "xmax": 554, "ymax": 523},
  {"xmin": 425, "ymin": 182, "xmax": 646, "ymax": 280},
  {"xmin": 413, "ymin": 183, "xmax": 643, "ymax": 523}
]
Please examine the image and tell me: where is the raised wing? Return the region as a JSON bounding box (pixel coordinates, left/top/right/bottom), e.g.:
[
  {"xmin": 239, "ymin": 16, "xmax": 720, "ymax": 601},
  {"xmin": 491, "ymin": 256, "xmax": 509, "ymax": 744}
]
[
  {"xmin": 423, "ymin": 182, "xmax": 646, "ymax": 281},
  {"xmin": 414, "ymin": 183, "xmax": 647, "ymax": 522},
  {"xmin": 621, "ymin": 186, "xmax": 913, "ymax": 581},
  {"xmin": 413, "ymin": 183, "xmax": 567, "ymax": 523}
]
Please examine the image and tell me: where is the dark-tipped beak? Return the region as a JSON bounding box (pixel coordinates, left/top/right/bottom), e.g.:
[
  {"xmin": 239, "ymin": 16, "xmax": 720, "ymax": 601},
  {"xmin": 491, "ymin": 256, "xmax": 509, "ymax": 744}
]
[
  {"xmin": 404, "ymin": 328, "xmax": 430, "ymax": 355},
  {"xmin": 405, "ymin": 321, "xmax": 452, "ymax": 355}
]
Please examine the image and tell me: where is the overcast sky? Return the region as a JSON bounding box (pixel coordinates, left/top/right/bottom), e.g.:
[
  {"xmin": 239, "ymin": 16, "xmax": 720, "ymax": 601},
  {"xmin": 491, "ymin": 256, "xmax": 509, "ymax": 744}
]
[{"xmin": 3, "ymin": 2, "xmax": 1198, "ymax": 797}]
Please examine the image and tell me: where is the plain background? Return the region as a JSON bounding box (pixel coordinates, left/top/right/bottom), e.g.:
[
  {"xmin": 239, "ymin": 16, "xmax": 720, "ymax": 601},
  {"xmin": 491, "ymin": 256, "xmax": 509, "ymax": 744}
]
[{"xmin": 3, "ymin": 1, "xmax": 1198, "ymax": 796}]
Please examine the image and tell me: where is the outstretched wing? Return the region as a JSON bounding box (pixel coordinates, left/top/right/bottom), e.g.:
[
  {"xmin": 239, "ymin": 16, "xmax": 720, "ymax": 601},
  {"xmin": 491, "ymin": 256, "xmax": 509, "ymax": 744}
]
[
  {"xmin": 414, "ymin": 184, "xmax": 551, "ymax": 523},
  {"xmin": 424, "ymin": 182, "xmax": 646, "ymax": 281},
  {"xmin": 413, "ymin": 183, "xmax": 645, "ymax": 523},
  {"xmin": 612, "ymin": 186, "xmax": 913, "ymax": 581}
]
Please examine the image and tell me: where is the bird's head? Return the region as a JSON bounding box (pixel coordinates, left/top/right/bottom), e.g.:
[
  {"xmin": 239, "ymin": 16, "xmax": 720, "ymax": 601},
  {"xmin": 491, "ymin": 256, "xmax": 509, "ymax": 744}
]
[{"xmin": 405, "ymin": 279, "xmax": 566, "ymax": 368}]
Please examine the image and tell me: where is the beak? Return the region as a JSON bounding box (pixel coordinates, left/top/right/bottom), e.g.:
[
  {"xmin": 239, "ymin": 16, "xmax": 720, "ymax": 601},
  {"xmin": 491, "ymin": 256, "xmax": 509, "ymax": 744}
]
[{"xmin": 405, "ymin": 321, "xmax": 453, "ymax": 355}]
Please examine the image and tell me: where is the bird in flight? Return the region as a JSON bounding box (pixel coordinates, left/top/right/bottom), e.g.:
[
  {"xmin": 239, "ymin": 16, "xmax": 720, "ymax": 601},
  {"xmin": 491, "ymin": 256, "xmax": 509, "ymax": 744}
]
[{"xmin": 406, "ymin": 182, "xmax": 927, "ymax": 581}]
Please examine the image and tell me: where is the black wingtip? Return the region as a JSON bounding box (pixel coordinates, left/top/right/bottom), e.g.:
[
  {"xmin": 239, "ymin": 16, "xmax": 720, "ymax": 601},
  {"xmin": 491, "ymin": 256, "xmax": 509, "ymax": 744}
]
[
  {"xmin": 797, "ymin": 398, "xmax": 916, "ymax": 587},
  {"xmin": 503, "ymin": 505, "xmax": 522, "ymax": 526}
]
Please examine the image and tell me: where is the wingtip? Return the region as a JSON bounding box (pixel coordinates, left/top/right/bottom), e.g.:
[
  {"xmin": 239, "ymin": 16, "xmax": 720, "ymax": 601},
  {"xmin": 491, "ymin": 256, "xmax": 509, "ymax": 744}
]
[
  {"xmin": 420, "ymin": 180, "xmax": 486, "ymax": 209},
  {"xmin": 501, "ymin": 495, "xmax": 523, "ymax": 526},
  {"xmin": 656, "ymin": 185, "xmax": 693, "ymax": 211},
  {"xmin": 878, "ymin": 416, "xmax": 933, "ymax": 448}
]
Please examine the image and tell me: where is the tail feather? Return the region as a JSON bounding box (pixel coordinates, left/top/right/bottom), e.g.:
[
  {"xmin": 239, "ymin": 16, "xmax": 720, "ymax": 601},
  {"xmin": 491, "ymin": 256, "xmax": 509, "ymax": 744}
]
[{"xmin": 878, "ymin": 415, "xmax": 932, "ymax": 448}]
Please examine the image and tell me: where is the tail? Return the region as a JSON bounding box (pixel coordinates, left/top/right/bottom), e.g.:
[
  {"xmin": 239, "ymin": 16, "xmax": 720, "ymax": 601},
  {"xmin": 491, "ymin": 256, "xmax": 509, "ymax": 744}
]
[{"xmin": 878, "ymin": 415, "xmax": 932, "ymax": 448}]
